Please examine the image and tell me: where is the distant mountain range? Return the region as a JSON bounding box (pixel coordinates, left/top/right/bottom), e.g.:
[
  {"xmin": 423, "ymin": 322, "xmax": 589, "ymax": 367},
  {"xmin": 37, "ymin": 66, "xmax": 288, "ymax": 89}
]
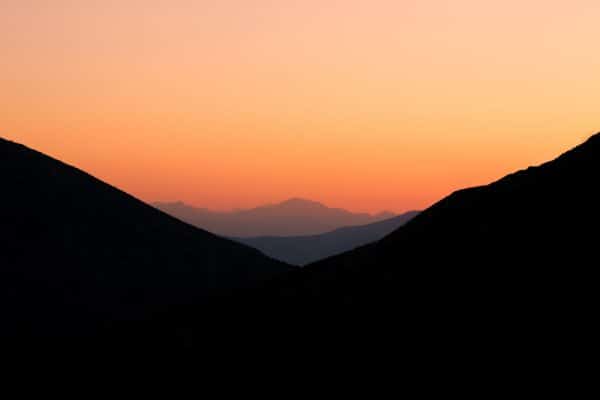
[
  {"xmin": 0, "ymin": 137, "xmax": 291, "ymax": 339},
  {"xmin": 153, "ymin": 198, "xmax": 396, "ymax": 237},
  {"xmin": 237, "ymin": 211, "xmax": 419, "ymax": 266}
]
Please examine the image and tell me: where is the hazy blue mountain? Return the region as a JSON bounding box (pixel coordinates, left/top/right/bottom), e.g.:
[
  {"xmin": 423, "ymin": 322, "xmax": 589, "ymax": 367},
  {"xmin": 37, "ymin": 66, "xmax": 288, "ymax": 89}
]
[
  {"xmin": 237, "ymin": 211, "xmax": 419, "ymax": 265},
  {"xmin": 153, "ymin": 198, "xmax": 396, "ymax": 237}
]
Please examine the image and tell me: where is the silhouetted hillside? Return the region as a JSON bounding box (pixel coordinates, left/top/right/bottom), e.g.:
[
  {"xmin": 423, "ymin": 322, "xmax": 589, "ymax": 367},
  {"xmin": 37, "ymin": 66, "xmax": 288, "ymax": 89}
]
[
  {"xmin": 237, "ymin": 211, "xmax": 419, "ymax": 265},
  {"xmin": 154, "ymin": 198, "xmax": 396, "ymax": 237},
  {"xmin": 203, "ymin": 133, "xmax": 599, "ymax": 360},
  {"xmin": 4, "ymin": 133, "xmax": 598, "ymax": 356},
  {"xmin": 261, "ymin": 134, "xmax": 600, "ymax": 323},
  {"xmin": 0, "ymin": 137, "xmax": 292, "ymax": 339}
]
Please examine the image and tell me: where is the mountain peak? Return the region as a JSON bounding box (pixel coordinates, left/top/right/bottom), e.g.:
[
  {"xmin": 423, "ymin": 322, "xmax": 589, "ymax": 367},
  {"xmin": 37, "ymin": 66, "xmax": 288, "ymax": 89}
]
[
  {"xmin": 155, "ymin": 197, "xmax": 394, "ymax": 236},
  {"xmin": 278, "ymin": 198, "xmax": 326, "ymax": 208}
]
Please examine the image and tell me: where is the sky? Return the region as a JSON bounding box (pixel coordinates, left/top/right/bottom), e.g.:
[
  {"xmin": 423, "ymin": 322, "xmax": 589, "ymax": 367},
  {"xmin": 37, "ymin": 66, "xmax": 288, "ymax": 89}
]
[{"xmin": 1, "ymin": 1, "xmax": 599, "ymax": 213}]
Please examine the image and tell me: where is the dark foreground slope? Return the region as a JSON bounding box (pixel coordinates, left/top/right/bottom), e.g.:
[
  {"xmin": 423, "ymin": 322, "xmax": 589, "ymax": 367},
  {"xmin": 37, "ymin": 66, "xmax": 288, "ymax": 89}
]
[
  {"xmin": 280, "ymin": 134, "xmax": 599, "ymax": 297},
  {"xmin": 0, "ymin": 138, "xmax": 292, "ymax": 339},
  {"xmin": 161, "ymin": 133, "xmax": 599, "ymax": 359},
  {"xmin": 237, "ymin": 211, "xmax": 419, "ymax": 265},
  {"xmin": 251, "ymin": 134, "xmax": 600, "ymax": 337}
]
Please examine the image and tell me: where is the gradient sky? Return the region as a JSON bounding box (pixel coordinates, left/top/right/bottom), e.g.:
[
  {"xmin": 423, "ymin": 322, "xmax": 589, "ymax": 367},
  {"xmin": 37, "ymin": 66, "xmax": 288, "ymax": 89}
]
[{"xmin": 2, "ymin": 1, "xmax": 599, "ymax": 213}]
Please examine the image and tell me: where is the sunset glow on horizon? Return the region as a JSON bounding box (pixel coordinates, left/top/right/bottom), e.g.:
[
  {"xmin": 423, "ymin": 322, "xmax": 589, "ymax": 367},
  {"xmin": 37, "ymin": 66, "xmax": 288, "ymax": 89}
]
[{"xmin": 2, "ymin": 1, "xmax": 599, "ymax": 213}]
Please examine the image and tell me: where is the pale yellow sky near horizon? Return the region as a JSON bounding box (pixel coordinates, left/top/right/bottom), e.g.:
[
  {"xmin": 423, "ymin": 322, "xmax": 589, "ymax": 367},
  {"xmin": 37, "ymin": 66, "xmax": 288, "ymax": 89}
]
[{"xmin": 1, "ymin": 1, "xmax": 599, "ymax": 213}]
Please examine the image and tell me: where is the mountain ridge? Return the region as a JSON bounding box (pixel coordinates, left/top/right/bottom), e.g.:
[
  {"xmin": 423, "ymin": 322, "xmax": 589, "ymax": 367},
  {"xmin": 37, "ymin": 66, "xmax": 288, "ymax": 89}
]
[
  {"xmin": 237, "ymin": 211, "xmax": 419, "ymax": 265},
  {"xmin": 262, "ymin": 133, "xmax": 600, "ymax": 309},
  {"xmin": 0, "ymin": 136, "xmax": 292, "ymax": 338},
  {"xmin": 226, "ymin": 131, "xmax": 600, "ymax": 359},
  {"xmin": 154, "ymin": 198, "xmax": 399, "ymax": 237}
]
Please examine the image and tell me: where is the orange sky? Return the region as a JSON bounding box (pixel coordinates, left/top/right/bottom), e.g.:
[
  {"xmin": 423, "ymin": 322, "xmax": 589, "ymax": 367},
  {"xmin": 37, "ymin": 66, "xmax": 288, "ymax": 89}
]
[{"xmin": 2, "ymin": 1, "xmax": 599, "ymax": 213}]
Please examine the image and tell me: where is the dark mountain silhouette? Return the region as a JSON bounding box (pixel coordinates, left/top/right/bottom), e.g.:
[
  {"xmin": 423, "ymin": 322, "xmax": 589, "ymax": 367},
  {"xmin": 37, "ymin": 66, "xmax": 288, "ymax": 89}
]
[
  {"xmin": 0, "ymin": 137, "xmax": 292, "ymax": 339},
  {"xmin": 177, "ymin": 133, "xmax": 597, "ymax": 361},
  {"xmin": 254, "ymin": 133, "xmax": 600, "ymax": 331},
  {"xmin": 237, "ymin": 211, "xmax": 419, "ymax": 266},
  {"xmin": 153, "ymin": 198, "xmax": 396, "ymax": 237},
  {"xmin": 4, "ymin": 132, "xmax": 598, "ymax": 361}
]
